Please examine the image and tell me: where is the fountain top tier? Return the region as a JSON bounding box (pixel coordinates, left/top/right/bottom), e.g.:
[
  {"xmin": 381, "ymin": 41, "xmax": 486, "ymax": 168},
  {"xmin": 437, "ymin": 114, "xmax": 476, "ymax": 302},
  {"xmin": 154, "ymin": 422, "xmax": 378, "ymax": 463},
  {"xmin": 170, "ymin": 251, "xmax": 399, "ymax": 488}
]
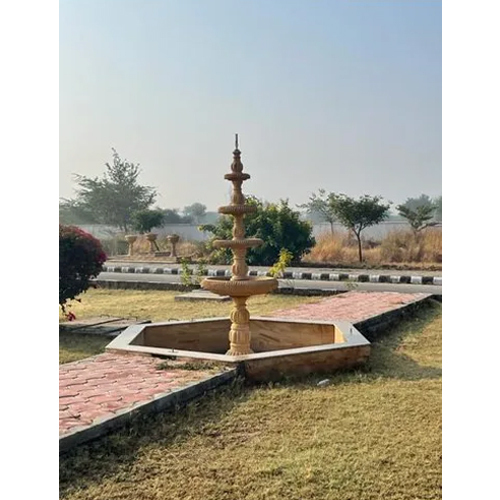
[
  {"xmin": 218, "ymin": 137, "xmax": 255, "ymax": 217},
  {"xmin": 201, "ymin": 136, "xmax": 277, "ymax": 288}
]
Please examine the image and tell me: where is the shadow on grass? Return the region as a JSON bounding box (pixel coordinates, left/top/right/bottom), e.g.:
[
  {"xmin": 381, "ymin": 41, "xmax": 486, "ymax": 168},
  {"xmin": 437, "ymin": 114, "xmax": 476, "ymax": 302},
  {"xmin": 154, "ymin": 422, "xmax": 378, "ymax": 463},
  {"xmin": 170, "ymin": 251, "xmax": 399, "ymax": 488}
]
[
  {"xmin": 364, "ymin": 345, "xmax": 442, "ymax": 382},
  {"xmin": 59, "ymin": 377, "xmax": 253, "ymax": 496},
  {"xmin": 360, "ymin": 300, "xmax": 442, "ymax": 381},
  {"xmin": 59, "ymin": 331, "xmax": 111, "ymax": 365},
  {"xmin": 59, "ymin": 301, "xmax": 441, "ymax": 495},
  {"xmin": 277, "ymin": 300, "xmax": 442, "ymax": 388}
]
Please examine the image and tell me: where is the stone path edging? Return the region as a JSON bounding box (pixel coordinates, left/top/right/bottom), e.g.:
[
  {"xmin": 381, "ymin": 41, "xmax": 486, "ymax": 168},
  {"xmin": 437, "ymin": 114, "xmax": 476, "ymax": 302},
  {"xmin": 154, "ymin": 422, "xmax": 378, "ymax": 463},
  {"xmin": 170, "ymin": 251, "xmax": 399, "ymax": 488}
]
[
  {"xmin": 102, "ymin": 264, "xmax": 442, "ymax": 286},
  {"xmin": 60, "ymin": 367, "xmax": 236, "ymax": 454}
]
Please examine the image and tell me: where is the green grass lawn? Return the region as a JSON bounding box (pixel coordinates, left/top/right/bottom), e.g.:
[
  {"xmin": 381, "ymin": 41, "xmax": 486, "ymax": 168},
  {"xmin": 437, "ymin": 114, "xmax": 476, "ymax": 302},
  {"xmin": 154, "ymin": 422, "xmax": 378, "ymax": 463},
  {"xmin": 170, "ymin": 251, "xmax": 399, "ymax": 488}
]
[
  {"xmin": 59, "ymin": 289, "xmax": 321, "ymax": 364},
  {"xmin": 60, "ymin": 301, "xmax": 442, "ymax": 500},
  {"xmin": 60, "ymin": 288, "xmax": 320, "ymax": 322},
  {"xmin": 59, "ymin": 332, "xmax": 111, "ymax": 365}
]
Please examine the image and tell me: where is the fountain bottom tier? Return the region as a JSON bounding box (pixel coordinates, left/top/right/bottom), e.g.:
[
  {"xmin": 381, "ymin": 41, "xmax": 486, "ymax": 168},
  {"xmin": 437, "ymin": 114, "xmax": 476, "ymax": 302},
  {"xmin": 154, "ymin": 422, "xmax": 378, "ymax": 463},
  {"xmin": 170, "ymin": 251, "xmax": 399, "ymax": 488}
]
[
  {"xmin": 201, "ymin": 276, "xmax": 278, "ymax": 355},
  {"xmin": 107, "ymin": 316, "xmax": 371, "ymax": 381}
]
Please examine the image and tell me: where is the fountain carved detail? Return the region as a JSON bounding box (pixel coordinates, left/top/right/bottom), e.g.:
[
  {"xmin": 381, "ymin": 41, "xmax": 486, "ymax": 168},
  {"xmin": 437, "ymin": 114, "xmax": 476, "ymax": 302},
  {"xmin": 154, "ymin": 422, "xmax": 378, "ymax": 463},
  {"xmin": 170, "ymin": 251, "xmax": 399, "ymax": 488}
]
[{"xmin": 201, "ymin": 136, "xmax": 278, "ymax": 355}]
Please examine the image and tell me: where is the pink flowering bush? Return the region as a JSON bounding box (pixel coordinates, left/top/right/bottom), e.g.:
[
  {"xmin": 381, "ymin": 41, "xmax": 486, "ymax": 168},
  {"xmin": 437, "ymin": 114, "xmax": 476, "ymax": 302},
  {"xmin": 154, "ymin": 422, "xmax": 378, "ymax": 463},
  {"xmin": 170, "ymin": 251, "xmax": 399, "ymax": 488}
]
[{"xmin": 59, "ymin": 225, "xmax": 106, "ymax": 312}]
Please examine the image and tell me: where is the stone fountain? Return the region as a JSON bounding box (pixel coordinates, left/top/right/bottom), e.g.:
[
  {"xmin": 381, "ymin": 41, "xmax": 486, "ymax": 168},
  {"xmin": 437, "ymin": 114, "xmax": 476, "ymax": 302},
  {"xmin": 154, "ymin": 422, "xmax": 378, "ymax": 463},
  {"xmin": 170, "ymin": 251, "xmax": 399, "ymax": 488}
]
[
  {"xmin": 201, "ymin": 135, "xmax": 278, "ymax": 355},
  {"xmin": 108, "ymin": 138, "xmax": 370, "ymax": 381}
]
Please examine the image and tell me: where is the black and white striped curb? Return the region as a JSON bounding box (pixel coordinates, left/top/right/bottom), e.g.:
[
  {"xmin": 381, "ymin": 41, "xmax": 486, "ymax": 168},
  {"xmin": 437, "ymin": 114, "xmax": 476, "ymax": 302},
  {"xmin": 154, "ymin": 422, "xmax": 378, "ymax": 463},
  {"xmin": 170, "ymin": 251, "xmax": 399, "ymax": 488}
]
[{"xmin": 102, "ymin": 265, "xmax": 442, "ymax": 286}]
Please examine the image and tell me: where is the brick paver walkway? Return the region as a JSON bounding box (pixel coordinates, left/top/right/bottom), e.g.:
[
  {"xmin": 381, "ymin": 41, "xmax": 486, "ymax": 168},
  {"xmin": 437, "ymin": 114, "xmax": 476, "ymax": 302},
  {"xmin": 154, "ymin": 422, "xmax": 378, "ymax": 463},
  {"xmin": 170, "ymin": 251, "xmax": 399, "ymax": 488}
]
[
  {"xmin": 269, "ymin": 291, "xmax": 429, "ymax": 322},
  {"xmin": 60, "ymin": 354, "xmax": 217, "ymax": 436},
  {"xmin": 60, "ymin": 291, "xmax": 428, "ymax": 437}
]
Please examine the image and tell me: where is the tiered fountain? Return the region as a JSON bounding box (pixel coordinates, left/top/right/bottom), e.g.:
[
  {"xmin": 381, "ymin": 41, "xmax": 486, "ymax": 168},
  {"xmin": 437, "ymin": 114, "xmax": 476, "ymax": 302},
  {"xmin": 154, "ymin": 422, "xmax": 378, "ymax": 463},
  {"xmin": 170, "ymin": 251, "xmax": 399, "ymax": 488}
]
[
  {"xmin": 200, "ymin": 135, "xmax": 278, "ymax": 355},
  {"xmin": 108, "ymin": 138, "xmax": 370, "ymax": 381}
]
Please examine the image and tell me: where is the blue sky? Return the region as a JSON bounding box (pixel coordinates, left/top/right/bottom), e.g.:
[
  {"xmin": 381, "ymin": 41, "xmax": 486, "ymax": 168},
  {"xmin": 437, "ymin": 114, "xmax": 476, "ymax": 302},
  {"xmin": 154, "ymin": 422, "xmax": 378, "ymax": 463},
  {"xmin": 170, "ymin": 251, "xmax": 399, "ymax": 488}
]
[{"xmin": 60, "ymin": 0, "xmax": 441, "ymax": 211}]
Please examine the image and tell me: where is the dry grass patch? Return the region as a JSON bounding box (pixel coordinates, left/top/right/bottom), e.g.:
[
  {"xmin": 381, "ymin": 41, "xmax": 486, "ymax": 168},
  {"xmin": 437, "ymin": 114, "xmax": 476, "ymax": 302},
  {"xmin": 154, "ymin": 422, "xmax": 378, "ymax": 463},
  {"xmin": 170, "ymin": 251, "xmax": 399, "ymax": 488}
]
[
  {"xmin": 305, "ymin": 228, "xmax": 442, "ymax": 267},
  {"xmin": 133, "ymin": 235, "xmax": 201, "ymax": 257},
  {"xmin": 380, "ymin": 229, "xmax": 442, "ymax": 264},
  {"xmin": 60, "ymin": 303, "xmax": 442, "ymax": 500},
  {"xmin": 60, "ymin": 288, "xmax": 321, "ymax": 323}
]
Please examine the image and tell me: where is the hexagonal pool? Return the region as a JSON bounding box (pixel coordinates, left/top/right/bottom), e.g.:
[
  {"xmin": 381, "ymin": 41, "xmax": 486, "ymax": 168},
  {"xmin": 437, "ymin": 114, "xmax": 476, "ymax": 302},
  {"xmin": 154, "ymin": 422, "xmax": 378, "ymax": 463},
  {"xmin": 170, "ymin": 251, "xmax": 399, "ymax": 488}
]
[{"xmin": 107, "ymin": 317, "xmax": 370, "ymax": 381}]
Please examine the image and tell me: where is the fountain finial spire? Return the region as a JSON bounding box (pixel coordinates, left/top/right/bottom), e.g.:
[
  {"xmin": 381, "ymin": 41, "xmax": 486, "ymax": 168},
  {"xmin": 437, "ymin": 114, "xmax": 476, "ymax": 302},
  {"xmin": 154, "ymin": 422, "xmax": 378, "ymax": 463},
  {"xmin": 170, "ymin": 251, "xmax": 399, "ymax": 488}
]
[{"xmin": 231, "ymin": 135, "xmax": 243, "ymax": 173}]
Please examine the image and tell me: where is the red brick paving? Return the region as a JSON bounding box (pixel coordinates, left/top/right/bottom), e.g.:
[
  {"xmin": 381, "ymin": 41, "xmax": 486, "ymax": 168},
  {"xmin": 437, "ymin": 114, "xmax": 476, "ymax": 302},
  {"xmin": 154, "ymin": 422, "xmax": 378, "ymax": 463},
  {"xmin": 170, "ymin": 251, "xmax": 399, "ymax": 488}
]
[
  {"xmin": 59, "ymin": 291, "xmax": 429, "ymax": 436},
  {"xmin": 268, "ymin": 291, "xmax": 429, "ymax": 323},
  {"xmin": 59, "ymin": 353, "xmax": 215, "ymax": 436}
]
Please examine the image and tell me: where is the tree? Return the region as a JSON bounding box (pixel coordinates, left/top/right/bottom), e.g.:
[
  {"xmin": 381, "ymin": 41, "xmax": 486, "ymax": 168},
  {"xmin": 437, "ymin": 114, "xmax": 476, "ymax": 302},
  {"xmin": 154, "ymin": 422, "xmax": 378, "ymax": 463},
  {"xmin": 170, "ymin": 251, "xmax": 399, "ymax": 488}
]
[
  {"xmin": 329, "ymin": 194, "xmax": 391, "ymax": 262},
  {"xmin": 161, "ymin": 208, "xmax": 193, "ymax": 224},
  {"xmin": 298, "ymin": 189, "xmax": 337, "ymax": 234},
  {"xmin": 183, "ymin": 203, "xmax": 207, "ymax": 224},
  {"xmin": 397, "ymin": 203, "xmax": 437, "ymax": 234},
  {"xmin": 131, "ymin": 209, "xmax": 165, "ymax": 234},
  {"xmin": 399, "ymin": 194, "xmax": 442, "ymax": 224},
  {"xmin": 59, "ymin": 199, "xmax": 97, "ymax": 225},
  {"xmin": 200, "ymin": 197, "xmax": 315, "ymax": 266},
  {"xmin": 70, "ymin": 149, "xmax": 157, "ymax": 232},
  {"xmin": 433, "ymin": 196, "xmax": 442, "ymax": 222},
  {"xmin": 400, "ymin": 194, "xmax": 434, "ymax": 212},
  {"xmin": 59, "ymin": 225, "xmax": 107, "ymax": 311}
]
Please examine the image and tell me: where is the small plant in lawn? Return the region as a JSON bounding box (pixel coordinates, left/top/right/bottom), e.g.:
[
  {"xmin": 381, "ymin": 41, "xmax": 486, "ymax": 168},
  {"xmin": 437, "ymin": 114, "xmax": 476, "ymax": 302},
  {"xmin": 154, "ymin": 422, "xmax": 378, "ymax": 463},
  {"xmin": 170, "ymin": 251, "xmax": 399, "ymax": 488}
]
[
  {"xmin": 180, "ymin": 258, "xmax": 193, "ymax": 287},
  {"xmin": 194, "ymin": 259, "xmax": 208, "ymax": 284},
  {"xmin": 269, "ymin": 248, "xmax": 293, "ymax": 278},
  {"xmin": 269, "ymin": 248, "xmax": 296, "ymax": 291}
]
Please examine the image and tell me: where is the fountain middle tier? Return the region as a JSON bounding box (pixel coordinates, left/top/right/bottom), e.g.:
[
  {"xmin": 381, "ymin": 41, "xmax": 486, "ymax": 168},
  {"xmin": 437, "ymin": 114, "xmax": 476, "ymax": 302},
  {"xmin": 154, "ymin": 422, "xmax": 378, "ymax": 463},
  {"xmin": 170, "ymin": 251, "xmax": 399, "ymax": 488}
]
[
  {"xmin": 212, "ymin": 238, "xmax": 263, "ymax": 250},
  {"xmin": 201, "ymin": 276, "xmax": 278, "ymax": 297}
]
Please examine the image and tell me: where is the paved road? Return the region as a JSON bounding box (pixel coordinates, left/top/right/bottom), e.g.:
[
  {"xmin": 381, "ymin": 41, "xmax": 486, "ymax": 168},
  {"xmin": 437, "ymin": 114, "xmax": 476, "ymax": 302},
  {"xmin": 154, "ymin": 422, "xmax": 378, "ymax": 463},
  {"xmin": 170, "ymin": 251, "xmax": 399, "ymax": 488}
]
[
  {"xmin": 107, "ymin": 260, "xmax": 441, "ymax": 277},
  {"xmin": 97, "ymin": 272, "xmax": 442, "ymax": 295}
]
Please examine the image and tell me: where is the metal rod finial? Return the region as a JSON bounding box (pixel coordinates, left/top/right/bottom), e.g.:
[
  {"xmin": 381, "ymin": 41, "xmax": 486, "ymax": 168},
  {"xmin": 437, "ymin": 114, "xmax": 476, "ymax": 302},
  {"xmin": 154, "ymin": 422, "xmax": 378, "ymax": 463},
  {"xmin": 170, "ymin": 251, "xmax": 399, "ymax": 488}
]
[{"xmin": 235, "ymin": 133, "xmax": 239, "ymax": 149}]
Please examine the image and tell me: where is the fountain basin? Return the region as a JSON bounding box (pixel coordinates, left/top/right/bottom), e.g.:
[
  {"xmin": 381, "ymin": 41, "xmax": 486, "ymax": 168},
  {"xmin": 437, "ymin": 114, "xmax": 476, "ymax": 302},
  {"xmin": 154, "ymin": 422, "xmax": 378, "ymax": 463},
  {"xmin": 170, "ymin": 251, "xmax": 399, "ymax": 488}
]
[
  {"xmin": 201, "ymin": 276, "xmax": 278, "ymax": 297},
  {"xmin": 106, "ymin": 317, "xmax": 370, "ymax": 381},
  {"xmin": 213, "ymin": 238, "xmax": 263, "ymax": 249}
]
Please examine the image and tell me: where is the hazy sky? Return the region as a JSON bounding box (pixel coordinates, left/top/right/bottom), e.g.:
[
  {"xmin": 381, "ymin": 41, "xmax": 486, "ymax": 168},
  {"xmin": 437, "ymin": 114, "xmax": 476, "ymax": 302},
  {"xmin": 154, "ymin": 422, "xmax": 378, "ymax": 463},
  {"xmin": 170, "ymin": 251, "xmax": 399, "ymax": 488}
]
[{"xmin": 60, "ymin": 0, "xmax": 441, "ymax": 211}]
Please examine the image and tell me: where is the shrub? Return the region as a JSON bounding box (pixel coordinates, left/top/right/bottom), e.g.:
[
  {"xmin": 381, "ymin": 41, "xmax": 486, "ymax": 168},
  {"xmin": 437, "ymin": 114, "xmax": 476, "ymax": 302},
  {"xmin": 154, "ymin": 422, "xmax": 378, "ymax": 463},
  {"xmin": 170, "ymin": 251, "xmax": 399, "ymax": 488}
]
[
  {"xmin": 59, "ymin": 225, "xmax": 107, "ymax": 311},
  {"xmin": 200, "ymin": 198, "xmax": 315, "ymax": 266}
]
